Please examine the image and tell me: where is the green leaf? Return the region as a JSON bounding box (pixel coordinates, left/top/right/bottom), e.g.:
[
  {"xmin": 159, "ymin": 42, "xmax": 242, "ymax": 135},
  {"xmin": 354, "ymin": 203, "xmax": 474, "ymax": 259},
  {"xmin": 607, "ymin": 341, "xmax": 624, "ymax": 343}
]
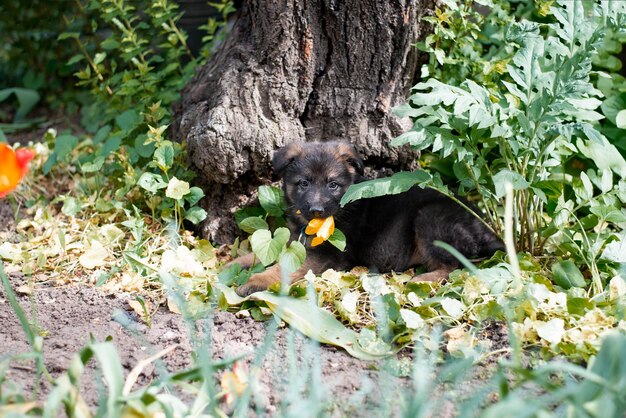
[
  {"xmin": 601, "ymin": 234, "xmax": 626, "ymax": 263},
  {"xmin": 235, "ymin": 206, "xmax": 266, "ymax": 225},
  {"xmin": 100, "ymin": 134, "xmax": 122, "ymax": 157},
  {"xmin": 134, "ymin": 134, "xmax": 155, "ymax": 158},
  {"xmin": 552, "ymin": 260, "xmax": 586, "ymax": 289},
  {"xmin": 42, "ymin": 153, "xmax": 57, "ymax": 175},
  {"xmin": 567, "ymin": 296, "xmax": 594, "ymax": 316},
  {"xmin": 590, "ymin": 205, "xmax": 626, "ymax": 223},
  {"xmin": 340, "ymin": 171, "xmax": 431, "ymax": 206},
  {"xmin": 90, "ymin": 343, "xmax": 124, "ymax": 416},
  {"xmin": 93, "ymin": 125, "xmax": 112, "ymax": 144},
  {"xmin": 215, "ymin": 283, "xmax": 397, "ymax": 360},
  {"xmin": 328, "ymin": 228, "xmax": 347, "ymax": 251},
  {"xmin": 1, "ymin": 264, "xmax": 36, "ymax": 345},
  {"xmin": 66, "ymin": 54, "xmax": 84, "ymax": 66},
  {"xmin": 576, "ymin": 137, "xmax": 626, "ymax": 178},
  {"xmin": 218, "ymin": 262, "xmax": 264, "ymax": 286},
  {"xmin": 575, "ymin": 334, "xmax": 626, "ymax": 414},
  {"xmin": 137, "ymin": 172, "xmax": 167, "ymax": 194},
  {"xmin": 93, "ymin": 52, "xmax": 107, "ymax": 65},
  {"xmin": 115, "ymin": 109, "xmax": 141, "ymax": 132},
  {"xmin": 616, "ymin": 109, "xmax": 626, "ymax": 129},
  {"xmin": 53, "ymin": 133, "xmax": 79, "ymax": 161},
  {"xmin": 250, "ymin": 227, "xmax": 290, "ymax": 266},
  {"xmin": 258, "ymin": 185, "xmax": 287, "ymax": 216},
  {"xmin": 601, "ymin": 95, "xmax": 626, "ymax": 125},
  {"xmin": 57, "ymin": 32, "xmax": 80, "ymax": 40},
  {"xmin": 154, "ymin": 143, "xmax": 174, "ymax": 169},
  {"xmin": 81, "ymin": 156, "xmax": 105, "ymax": 173},
  {"xmin": 278, "ymin": 241, "xmax": 306, "ymax": 274},
  {"xmin": 185, "ymin": 186, "xmax": 205, "ymax": 206},
  {"xmin": 101, "ymin": 38, "xmax": 121, "ymax": 50},
  {"xmin": 238, "ymin": 216, "xmax": 269, "ymax": 234},
  {"xmin": 5, "ymin": 88, "xmax": 40, "ymax": 122},
  {"xmin": 492, "ymin": 169, "xmax": 530, "ymax": 199},
  {"xmin": 184, "ymin": 206, "xmax": 207, "ymax": 224},
  {"xmin": 62, "ymin": 196, "xmax": 82, "ymax": 217}
]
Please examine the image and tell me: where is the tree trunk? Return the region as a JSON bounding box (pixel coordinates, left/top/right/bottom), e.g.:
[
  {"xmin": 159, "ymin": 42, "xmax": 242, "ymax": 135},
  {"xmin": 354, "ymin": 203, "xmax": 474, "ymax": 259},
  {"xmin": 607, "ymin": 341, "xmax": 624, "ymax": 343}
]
[{"xmin": 173, "ymin": 0, "xmax": 434, "ymax": 243}]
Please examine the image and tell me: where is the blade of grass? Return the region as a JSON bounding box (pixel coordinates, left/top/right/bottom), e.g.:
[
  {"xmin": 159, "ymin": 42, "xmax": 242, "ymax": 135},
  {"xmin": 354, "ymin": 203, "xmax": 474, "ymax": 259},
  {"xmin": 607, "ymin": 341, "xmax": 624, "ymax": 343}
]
[{"xmin": 0, "ymin": 263, "xmax": 35, "ymax": 345}]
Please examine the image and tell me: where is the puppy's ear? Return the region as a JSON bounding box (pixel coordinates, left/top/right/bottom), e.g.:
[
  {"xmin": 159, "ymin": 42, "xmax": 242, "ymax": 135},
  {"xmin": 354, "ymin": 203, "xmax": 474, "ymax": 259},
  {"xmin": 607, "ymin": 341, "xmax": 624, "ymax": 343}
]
[
  {"xmin": 272, "ymin": 142, "xmax": 304, "ymax": 178},
  {"xmin": 337, "ymin": 142, "xmax": 364, "ymax": 176}
]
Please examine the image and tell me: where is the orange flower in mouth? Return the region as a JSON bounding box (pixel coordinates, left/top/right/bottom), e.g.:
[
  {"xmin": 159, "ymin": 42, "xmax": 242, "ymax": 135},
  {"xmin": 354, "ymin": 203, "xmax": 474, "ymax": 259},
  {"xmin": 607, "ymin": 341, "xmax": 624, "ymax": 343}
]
[
  {"xmin": 305, "ymin": 216, "xmax": 335, "ymax": 246},
  {"xmin": 0, "ymin": 143, "xmax": 35, "ymax": 198}
]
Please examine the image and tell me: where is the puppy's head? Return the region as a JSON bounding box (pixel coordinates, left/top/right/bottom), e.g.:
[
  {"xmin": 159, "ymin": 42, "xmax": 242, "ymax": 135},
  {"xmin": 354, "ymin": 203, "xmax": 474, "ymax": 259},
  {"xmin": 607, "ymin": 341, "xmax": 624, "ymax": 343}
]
[{"xmin": 273, "ymin": 141, "xmax": 364, "ymax": 221}]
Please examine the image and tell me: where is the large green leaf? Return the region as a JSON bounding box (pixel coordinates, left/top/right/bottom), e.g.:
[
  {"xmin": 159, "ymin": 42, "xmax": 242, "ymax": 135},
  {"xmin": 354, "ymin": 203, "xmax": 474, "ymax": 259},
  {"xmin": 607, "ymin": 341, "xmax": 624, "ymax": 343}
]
[
  {"xmin": 115, "ymin": 109, "xmax": 142, "ymax": 132},
  {"xmin": 552, "ymin": 260, "xmax": 586, "ymax": 289},
  {"xmin": 137, "ymin": 172, "xmax": 167, "ymax": 194},
  {"xmin": 577, "ymin": 137, "xmax": 626, "ymax": 178},
  {"xmin": 184, "ymin": 206, "xmax": 207, "ymax": 224},
  {"xmin": 250, "ymin": 227, "xmax": 290, "ymax": 266},
  {"xmin": 215, "ymin": 283, "xmax": 397, "ymax": 360},
  {"xmin": 492, "ymin": 169, "xmax": 530, "ymax": 199},
  {"xmin": 278, "ymin": 241, "xmax": 306, "ymax": 274},
  {"xmin": 571, "ymin": 334, "xmax": 626, "ymax": 417},
  {"xmin": 54, "ymin": 133, "xmax": 79, "ymax": 161},
  {"xmin": 340, "ymin": 171, "xmax": 432, "ymax": 206},
  {"xmin": 258, "ymin": 185, "xmax": 287, "ymax": 216},
  {"xmin": 238, "ymin": 216, "xmax": 269, "ymax": 234},
  {"xmin": 0, "ymin": 87, "xmax": 40, "ymax": 122},
  {"xmin": 616, "ymin": 109, "xmax": 626, "ymax": 129},
  {"xmin": 328, "ymin": 229, "xmax": 347, "ymax": 251}
]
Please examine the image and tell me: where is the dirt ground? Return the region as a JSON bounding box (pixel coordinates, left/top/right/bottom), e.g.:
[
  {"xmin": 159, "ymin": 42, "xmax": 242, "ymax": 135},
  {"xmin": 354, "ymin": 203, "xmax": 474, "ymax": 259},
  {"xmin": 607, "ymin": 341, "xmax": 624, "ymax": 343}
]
[{"xmin": 0, "ymin": 195, "xmax": 505, "ymax": 416}]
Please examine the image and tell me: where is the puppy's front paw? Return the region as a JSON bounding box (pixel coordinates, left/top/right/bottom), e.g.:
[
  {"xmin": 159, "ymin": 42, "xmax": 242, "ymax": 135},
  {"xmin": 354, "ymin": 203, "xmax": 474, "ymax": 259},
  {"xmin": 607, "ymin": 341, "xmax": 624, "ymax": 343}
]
[
  {"xmin": 225, "ymin": 252, "xmax": 258, "ymax": 270},
  {"xmin": 235, "ymin": 266, "xmax": 281, "ymax": 297},
  {"xmin": 236, "ymin": 279, "xmax": 269, "ymax": 297},
  {"xmin": 410, "ymin": 267, "xmax": 453, "ymax": 283}
]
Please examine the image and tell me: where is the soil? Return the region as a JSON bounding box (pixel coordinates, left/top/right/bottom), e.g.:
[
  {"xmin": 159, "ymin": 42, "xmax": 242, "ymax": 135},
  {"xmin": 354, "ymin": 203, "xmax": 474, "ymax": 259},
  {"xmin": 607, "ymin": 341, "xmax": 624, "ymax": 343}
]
[{"xmin": 0, "ymin": 199, "xmax": 505, "ymax": 417}]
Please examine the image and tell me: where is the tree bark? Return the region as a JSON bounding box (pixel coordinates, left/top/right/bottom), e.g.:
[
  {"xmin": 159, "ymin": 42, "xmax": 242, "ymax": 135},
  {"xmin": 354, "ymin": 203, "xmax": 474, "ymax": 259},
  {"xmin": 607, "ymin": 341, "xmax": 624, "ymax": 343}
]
[{"xmin": 173, "ymin": 0, "xmax": 434, "ymax": 243}]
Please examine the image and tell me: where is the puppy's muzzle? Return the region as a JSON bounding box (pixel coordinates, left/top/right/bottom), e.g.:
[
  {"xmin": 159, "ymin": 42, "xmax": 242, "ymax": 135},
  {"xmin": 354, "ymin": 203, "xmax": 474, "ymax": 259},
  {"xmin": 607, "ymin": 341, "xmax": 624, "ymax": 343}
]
[{"xmin": 309, "ymin": 206, "xmax": 325, "ymax": 218}]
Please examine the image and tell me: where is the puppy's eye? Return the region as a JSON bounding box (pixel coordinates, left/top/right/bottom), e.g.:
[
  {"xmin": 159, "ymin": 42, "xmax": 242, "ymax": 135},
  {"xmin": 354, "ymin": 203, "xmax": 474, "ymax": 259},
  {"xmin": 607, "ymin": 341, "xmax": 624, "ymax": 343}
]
[
  {"xmin": 299, "ymin": 180, "xmax": 310, "ymax": 188},
  {"xmin": 328, "ymin": 181, "xmax": 339, "ymax": 190}
]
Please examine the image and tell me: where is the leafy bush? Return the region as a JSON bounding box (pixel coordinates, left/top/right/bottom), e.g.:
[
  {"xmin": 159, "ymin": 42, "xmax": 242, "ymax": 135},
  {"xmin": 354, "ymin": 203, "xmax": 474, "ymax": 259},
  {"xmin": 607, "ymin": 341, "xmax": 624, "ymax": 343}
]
[
  {"xmin": 343, "ymin": 0, "xmax": 626, "ymax": 292},
  {"xmin": 0, "ymin": 0, "xmax": 86, "ymax": 101},
  {"xmin": 41, "ymin": 0, "xmax": 233, "ymax": 227}
]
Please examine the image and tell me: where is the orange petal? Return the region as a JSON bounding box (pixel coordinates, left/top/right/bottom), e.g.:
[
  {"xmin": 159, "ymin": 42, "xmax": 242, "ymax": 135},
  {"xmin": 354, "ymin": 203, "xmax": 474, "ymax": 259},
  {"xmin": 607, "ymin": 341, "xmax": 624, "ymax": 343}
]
[
  {"xmin": 0, "ymin": 144, "xmax": 20, "ymax": 197},
  {"xmin": 311, "ymin": 236, "xmax": 325, "ymax": 247},
  {"xmin": 316, "ymin": 216, "xmax": 335, "ymax": 240},
  {"xmin": 305, "ymin": 217, "xmax": 325, "ymax": 235}
]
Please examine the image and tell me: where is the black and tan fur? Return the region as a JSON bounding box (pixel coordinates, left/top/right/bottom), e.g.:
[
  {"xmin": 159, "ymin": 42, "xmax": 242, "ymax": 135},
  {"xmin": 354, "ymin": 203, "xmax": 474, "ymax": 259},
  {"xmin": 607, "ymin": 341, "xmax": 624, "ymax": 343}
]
[{"xmin": 233, "ymin": 141, "xmax": 504, "ymax": 296}]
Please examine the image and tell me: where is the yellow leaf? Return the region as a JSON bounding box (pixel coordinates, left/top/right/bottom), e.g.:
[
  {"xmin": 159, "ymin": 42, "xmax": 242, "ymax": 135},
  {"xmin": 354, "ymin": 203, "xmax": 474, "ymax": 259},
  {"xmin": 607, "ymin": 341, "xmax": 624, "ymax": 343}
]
[
  {"xmin": 79, "ymin": 240, "xmax": 108, "ymax": 269},
  {"xmin": 167, "ymin": 297, "xmax": 181, "ymax": 314}
]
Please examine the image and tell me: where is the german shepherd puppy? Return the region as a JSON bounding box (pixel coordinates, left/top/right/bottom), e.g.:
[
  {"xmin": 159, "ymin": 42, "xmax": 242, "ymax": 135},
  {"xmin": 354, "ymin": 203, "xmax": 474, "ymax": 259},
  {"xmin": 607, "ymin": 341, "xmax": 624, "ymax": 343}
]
[{"xmin": 233, "ymin": 141, "xmax": 504, "ymax": 296}]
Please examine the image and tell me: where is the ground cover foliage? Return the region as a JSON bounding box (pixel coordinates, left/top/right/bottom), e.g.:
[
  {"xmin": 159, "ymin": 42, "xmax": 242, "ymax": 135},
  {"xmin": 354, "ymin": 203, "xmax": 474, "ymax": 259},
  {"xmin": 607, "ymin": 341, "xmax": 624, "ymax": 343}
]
[{"xmin": 1, "ymin": 0, "xmax": 626, "ymax": 416}]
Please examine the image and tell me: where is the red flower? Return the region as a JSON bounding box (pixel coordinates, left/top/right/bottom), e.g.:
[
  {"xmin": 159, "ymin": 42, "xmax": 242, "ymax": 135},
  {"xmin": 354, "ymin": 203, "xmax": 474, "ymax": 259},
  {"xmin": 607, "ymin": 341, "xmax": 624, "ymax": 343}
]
[{"xmin": 0, "ymin": 143, "xmax": 35, "ymax": 198}]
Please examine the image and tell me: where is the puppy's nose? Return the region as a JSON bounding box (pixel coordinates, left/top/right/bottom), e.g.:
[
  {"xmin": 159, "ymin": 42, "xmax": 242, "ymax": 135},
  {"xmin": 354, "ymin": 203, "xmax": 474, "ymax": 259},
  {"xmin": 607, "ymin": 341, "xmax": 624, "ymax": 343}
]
[{"xmin": 309, "ymin": 206, "xmax": 325, "ymax": 218}]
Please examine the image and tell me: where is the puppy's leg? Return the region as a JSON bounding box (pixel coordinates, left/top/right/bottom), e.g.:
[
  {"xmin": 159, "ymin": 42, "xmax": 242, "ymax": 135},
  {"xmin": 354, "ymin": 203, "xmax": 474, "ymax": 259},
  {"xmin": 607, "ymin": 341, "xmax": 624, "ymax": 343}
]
[
  {"xmin": 236, "ymin": 264, "xmax": 282, "ymax": 296},
  {"xmin": 225, "ymin": 252, "xmax": 258, "ymax": 270},
  {"xmin": 236, "ymin": 254, "xmax": 333, "ymax": 297},
  {"xmin": 408, "ymin": 212, "xmax": 467, "ymax": 283},
  {"xmin": 410, "ymin": 266, "xmax": 454, "ymax": 283}
]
